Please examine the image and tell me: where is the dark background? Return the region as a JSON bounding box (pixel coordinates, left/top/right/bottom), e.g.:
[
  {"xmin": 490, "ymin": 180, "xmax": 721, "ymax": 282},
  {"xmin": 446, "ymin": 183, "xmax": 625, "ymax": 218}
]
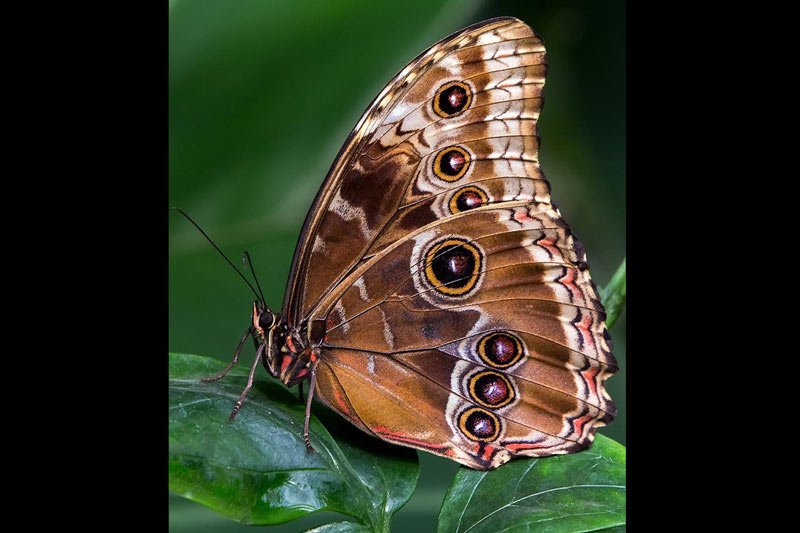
[{"xmin": 169, "ymin": 0, "xmax": 625, "ymax": 530}]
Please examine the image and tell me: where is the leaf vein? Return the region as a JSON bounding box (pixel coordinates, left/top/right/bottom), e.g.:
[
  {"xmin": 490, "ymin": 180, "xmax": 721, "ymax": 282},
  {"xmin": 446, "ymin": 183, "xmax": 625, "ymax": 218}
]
[
  {"xmin": 455, "ymin": 471, "xmax": 487, "ymax": 533},
  {"xmin": 462, "ymin": 484, "xmax": 626, "ymax": 533}
]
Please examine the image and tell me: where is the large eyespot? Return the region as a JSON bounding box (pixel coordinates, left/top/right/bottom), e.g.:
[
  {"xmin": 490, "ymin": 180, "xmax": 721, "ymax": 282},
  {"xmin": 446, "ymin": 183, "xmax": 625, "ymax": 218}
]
[
  {"xmin": 449, "ymin": 186, "xmax": 488, "ymax": 214},
  {"xmin": 424, "ymin": 238, "xmax": 483, "ymax": 297},
  {"xmin": 458, "ymin": 407, "xmax": 501, "ymax": 442},
  {"xmin": 468, "ymin": 370, "xmax": 516, "ymax": 409},
  {"xmin": 433, "ymin": 146, "xmax": 471, "ymax": 182},
  {"xmin": 433, "ymin": 81, "xmax": 472, "ymax": 118},
  {"xmin": 478, "ymin": 332, "xmax": 524, "ymax": 369}
]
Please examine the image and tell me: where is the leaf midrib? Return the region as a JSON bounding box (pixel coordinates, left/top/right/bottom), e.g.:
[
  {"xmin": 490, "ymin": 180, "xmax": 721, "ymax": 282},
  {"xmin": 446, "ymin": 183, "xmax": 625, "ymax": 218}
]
[{"xmin": 460, "ymin": 484, "xmax": 626, "ymax": 533}]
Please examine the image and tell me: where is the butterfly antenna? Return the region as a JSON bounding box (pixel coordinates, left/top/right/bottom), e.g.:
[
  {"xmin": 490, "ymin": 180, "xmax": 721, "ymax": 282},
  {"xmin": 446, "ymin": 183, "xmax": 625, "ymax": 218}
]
[
  {"xmin": 241, "ymin": 251, "xmax": 266, "ymax": 306},
  {"xmin": 172, "ymin": 207, "xmax": 263, "ymax": 304}
]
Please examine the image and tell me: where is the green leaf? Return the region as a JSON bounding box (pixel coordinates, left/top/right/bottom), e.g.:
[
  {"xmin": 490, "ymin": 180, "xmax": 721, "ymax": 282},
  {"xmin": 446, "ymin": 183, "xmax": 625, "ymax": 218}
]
[
  {"xmin": 600, "ymin": 258, "xmax": 626, "ymax": 328},
  {"xmin": 437, "ymin": 435, "xmax": 625, "ymax": 533},
  {"xmin": 168, "ymin": 353, "xmax": 418, "ymax": 532},
  {"xmin": 304, "ymin": 522, "xmax": 371, "ymax": 533}
]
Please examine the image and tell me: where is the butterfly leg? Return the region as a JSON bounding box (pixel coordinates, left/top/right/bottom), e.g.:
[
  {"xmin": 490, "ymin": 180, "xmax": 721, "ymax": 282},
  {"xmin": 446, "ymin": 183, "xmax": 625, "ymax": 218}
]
[
  {"xmin": 201, "ymin": 325, "xmax": 254, "ymax": 383},
  {"xmin": 229, "ymin": 343, "xmax": 265, "ymax": 421},
  {"xmin": 303, "ymin": 357, "xmax": 321, "ymax": 452}
]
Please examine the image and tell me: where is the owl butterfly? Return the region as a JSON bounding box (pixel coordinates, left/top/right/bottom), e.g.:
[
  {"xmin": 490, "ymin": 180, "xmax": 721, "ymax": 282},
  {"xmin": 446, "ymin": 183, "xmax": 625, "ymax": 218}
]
[{"xmin": 202, "ymin": 16, "xmax": 617, "ymax": 470}]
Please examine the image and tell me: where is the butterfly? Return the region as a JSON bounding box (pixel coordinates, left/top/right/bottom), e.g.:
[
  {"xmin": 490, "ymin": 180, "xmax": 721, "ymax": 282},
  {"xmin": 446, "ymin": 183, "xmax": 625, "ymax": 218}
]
[{"xmin": 194, "ymin": 16, "xmax": 618, "ymax": 470}]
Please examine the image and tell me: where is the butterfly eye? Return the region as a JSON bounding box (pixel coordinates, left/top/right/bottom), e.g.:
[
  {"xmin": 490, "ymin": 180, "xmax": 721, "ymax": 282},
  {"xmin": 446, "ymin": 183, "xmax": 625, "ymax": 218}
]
[
  {"xmin": 458, "ymin": 407, "xmax": 501, "ymax": 442},
  {"xmin": 258, "ymin": 309, "xmax": 275, "ymax": 330},
  {"xmin": 449, "ymin": 186, "xmax": 488, "ymax": 214},
  {"xmin": 424, "ymin": 238, "xmax": 483, "ymax": 296},
  {"xmin": 433, "ymin": 146, "xmax": 471, "ymax": 182},
  {"xmin": 433, "ymin": 81, "xmax": 472, "ymax": 118}
]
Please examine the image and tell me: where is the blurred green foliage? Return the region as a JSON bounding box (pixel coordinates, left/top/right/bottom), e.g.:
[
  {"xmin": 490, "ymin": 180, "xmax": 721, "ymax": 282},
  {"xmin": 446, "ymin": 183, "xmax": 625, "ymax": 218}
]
[{"xmin": 169, "ymin": 0, "xmax": 625, "ymax": 530}]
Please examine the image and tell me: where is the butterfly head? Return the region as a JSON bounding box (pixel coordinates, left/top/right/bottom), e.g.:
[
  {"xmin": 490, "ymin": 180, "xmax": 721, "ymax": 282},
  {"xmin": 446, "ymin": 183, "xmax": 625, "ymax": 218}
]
[
  {"xmin": 250, "ymin": 301, "xmax": 280, "ymax": 372},
  {"xmin": 253, "ymin": 300, "xmax": 280, "ymax": 336},
  {"xmin": 250, "ymin": 301, "xmax": 315, "ymax": 385},
  {"xmin": 253, "ymin": 301, "xmax": 277, "ymax": 333}
]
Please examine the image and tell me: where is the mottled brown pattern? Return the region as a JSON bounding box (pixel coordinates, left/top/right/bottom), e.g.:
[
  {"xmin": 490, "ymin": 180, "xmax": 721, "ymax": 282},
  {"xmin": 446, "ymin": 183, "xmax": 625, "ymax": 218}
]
[
  {"xmin": 320, "ymin": 207, "xmax": 568, "ymax": 324},
  {"xmin": 297, "ymin": 148, "xmax": 420, "ymax": 320},
  {"xmin": 274, "ymin": 17, "xmax": 617, "ymax": 469},
  {"xmin": 316, "ymin": 347, "xmax": 585, "ymax": 470},
  {"xmin": 284, "ymin": 18, "xmax": 547, "ymax": 325},
  {"xmin": 327, "ymin": 300, "xmax": 481, "ymax": 353}
]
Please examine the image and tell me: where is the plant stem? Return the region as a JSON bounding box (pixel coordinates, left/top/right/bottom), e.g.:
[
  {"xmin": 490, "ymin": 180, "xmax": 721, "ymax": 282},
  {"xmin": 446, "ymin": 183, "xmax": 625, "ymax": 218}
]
[{"xmin": 600, "ymin": 258, "xmax": 626, "ymax": 328}]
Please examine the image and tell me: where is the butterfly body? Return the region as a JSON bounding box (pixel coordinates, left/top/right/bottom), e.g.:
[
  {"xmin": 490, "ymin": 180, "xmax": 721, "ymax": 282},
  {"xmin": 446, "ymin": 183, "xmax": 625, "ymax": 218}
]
[{"xmin": 211, "ymin": 17, "xmax": 617, "ymax": 470}]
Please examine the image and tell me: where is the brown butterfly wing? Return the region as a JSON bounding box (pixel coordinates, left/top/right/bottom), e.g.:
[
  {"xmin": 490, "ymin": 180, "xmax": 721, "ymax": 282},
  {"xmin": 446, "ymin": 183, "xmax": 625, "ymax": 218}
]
[
  {"xmin": 282, "ymin": 17, "xmax": 542, "ymax": 325},
  {"xmin": 284, "ymin": 17, "xmax": 617, "ymax": 469},
  {"xmin": 317, "ymin": 346, "xmax": 612, "ymax": 470},
  {"xmin": 316, "ymin": 205, "xmax": 615, "ymax": 468}
]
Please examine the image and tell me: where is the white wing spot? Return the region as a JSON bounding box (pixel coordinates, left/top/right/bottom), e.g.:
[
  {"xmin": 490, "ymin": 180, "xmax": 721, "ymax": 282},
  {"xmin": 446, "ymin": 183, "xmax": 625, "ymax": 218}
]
[
  {"xmin": 312, "ymin": 235, "xmax": 325, "ymax": 253},
  {"xmin": 379, "ymin": 307, "xmax": 395, "ymax": 350},
  {"xmin": 354, "ymin": 277, "xmax": 370, "ymax": 302},
  {"xmin": 330, "ymin": 188, "xmax": 370, "ymax": 238},
  {"xmin": 334, "ymin": 301, "xmax": 349, "ymax": 333}
]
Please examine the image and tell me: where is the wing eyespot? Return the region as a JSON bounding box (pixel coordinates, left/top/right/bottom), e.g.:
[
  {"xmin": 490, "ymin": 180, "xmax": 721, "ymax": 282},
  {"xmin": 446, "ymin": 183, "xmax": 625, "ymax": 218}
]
[
  {"xmin": 433, "ymin": 81, "xmax": 472, "ymax": 118},
  {"xmin": 449, "ymin": 186, "xmax": 488, "ymax": 214},
  {"xmin": 433, "ymin": 146, "xmax": 471, "ymax": 182},
  {"xmin": 458, "ymin": 407, "xmax": 501, "ymax": 442},
  {"xmin": 477, "ymin": 332, "xmax": 525, "ymax": 369},
  {"xmin": 423, "ymin": 238, "xmax": 483, "ymax": 297},
  {"xmin": 467, "ymin": 370, "xmax": 516, "ymax": 408}
]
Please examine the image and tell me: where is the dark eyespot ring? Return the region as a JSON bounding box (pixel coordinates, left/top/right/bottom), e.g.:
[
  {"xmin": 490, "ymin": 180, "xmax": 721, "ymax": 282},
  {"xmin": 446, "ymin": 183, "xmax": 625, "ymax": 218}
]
[
  {"xmin": 458, "ymin": 407, "xmax": 501, "ymax": 442},
  {"xmin": 423, "ymin": 238, "xmax": 483, "ymax": 297},
  {"xmin": 477, "ymin": 332, "xmax": 525, "ymax": 369},
  {"xmin": 433, "ymin": 146, "xmax": 471, "ymax": 182},
  {"xmin": 433, "ymin": 81, "xmax": 472, "ymax": 118},
  {"xmin": 467, "ymin": 370, "xmax": 516, "ymax": 409},
  {"xmin": 449, "ymin": 186, "xmax": 488, "ymax": 214}
]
